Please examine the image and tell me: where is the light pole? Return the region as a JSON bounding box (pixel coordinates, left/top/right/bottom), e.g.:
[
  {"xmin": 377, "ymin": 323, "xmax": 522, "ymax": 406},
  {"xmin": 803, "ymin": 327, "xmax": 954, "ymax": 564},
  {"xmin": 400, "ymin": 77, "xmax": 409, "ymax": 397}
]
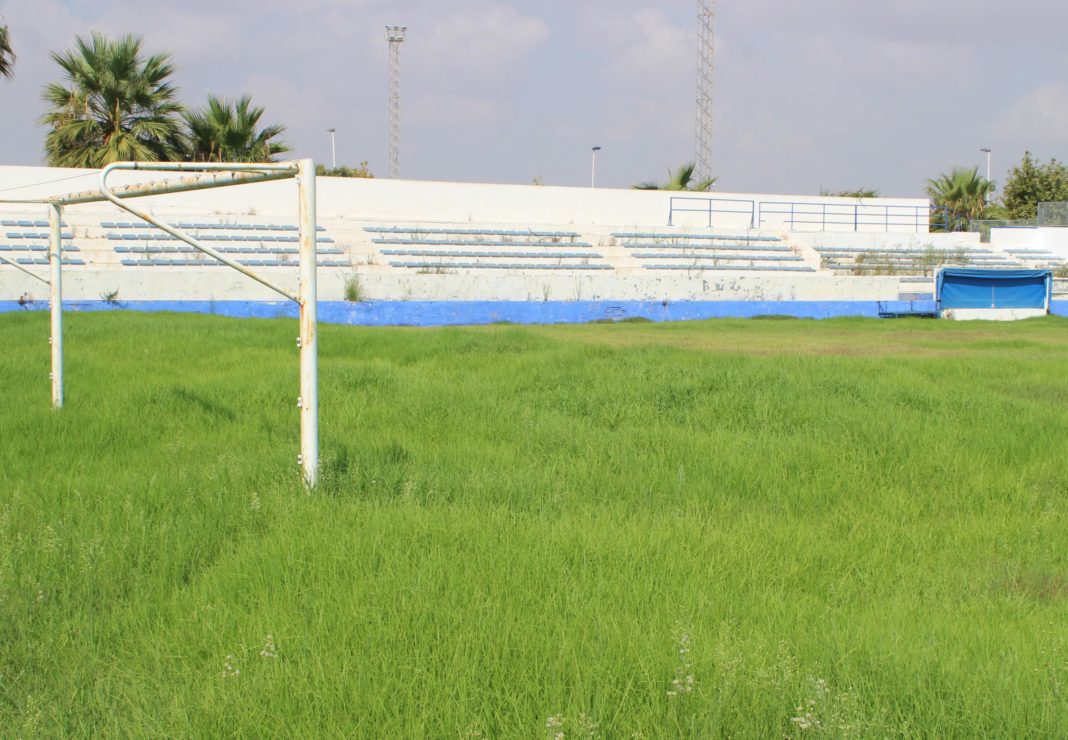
[
  {"xmin": 980, "ymin": 147, "xmax": 992, "ymax": 184},
  {"xmin": 591, "ymin": 146, "xmax": 602, "ymax": 188},
  {"xmin": 327, "ymin": 128, "xmax": 337, "ymax": 169}
]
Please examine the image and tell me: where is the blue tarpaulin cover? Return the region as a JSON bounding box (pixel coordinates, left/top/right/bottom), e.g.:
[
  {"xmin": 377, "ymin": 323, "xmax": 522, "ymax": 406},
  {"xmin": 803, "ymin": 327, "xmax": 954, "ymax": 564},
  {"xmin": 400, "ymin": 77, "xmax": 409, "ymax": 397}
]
[{"xmin": 937, "ymin": 268, "xmax": 1052, "ymax": 310}]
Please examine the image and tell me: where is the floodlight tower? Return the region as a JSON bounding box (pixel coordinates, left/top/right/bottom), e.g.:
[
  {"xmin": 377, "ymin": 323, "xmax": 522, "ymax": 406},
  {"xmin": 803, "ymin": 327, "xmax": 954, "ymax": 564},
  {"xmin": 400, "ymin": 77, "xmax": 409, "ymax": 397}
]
[
  {"xmin": 695, "ymin": 0, "xmax": 715, "ymax": 185},
  {"xmin": 386, "ymin": 25, "xmax": 407, "ymax": 179}
]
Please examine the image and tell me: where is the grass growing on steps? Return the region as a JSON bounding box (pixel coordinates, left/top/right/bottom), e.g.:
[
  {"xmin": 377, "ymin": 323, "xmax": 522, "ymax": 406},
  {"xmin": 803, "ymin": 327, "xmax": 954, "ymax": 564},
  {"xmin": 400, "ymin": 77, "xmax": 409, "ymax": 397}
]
[{"xmin": 2, "ymin": 311, "xmax": 1068, "ymax": 736}]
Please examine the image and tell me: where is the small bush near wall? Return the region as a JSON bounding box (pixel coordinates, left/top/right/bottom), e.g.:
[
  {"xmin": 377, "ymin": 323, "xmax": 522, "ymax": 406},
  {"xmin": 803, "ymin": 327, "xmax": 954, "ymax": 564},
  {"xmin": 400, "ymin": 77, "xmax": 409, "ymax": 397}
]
[{"xmin": 343, "ymin": 274, "xmax": 363, "ymax": 302}]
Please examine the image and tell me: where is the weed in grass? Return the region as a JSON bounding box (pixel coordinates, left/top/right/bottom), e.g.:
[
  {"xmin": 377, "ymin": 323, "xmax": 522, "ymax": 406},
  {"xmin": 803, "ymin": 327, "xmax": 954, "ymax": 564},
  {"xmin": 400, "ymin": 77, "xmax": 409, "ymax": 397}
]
[
  {"xmin": 343, "ymin": 273, "xmax": 363, "ymax": 302},
  {"xmin": 587, "ymin": 316, "xmax": 653, "ymax": 324},
  {"xmin": 667, "ymin": 628, "xmax": 695, "ymax": 698},
  {"xmin": 222, "ymin": 655, "xmax": 240, "ymax": 678},
  {"xmin": 544, "ymin": 713, "xmax": 598, "ymax": 739}
]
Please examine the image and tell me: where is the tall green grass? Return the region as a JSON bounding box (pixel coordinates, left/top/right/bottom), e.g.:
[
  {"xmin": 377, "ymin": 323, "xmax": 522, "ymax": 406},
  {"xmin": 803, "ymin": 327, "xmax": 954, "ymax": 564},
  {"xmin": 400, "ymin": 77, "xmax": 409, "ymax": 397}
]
[{"xmin": 2, "ymin": 311, "xmax": 1068, "ymax": 736}]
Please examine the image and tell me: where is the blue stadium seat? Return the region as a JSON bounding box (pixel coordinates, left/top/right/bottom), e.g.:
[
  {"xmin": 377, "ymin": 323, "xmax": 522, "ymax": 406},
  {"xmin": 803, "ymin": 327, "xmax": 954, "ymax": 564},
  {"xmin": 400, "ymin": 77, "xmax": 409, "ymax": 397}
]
[
  {"xmin": 613, "ymin": 231, "xmax": 781, "ymax": 242},
  {"xmin": 641, "ymin": 264, "xmax": 815, "ymax": 272}
]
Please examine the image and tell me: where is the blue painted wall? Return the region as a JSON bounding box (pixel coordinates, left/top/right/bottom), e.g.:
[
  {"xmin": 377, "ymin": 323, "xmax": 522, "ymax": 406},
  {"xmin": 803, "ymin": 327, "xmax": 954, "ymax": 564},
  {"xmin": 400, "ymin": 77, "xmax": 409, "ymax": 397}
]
[
  {"xmin": 0, "ymin": 299, "xmax": 956, "ymax": 325},
  {"xmin": 6, "ymin": 298, "xmax": 1068, "ymax": 324}
]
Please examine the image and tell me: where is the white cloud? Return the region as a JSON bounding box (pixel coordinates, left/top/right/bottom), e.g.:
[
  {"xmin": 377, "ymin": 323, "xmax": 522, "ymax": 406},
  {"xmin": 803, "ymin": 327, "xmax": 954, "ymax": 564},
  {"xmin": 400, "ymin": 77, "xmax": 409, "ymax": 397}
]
[
  {"xmin": 410, "ymin": 91, "xmax": 508, "ymax": 126},
  {"xmin": 2, "ymin": 0, "xmax": 1067, "ymax": 192},
  {"xmin": 596, "ymin": 7, "xmax": 690, "ymax": 83},
  {"xmin": 411, "ymin": 2, "xmax": 549, "ymax": 86},
  {"xmin": 994, "ymin": 84, "xmax": 1068, "ymax": 143}
]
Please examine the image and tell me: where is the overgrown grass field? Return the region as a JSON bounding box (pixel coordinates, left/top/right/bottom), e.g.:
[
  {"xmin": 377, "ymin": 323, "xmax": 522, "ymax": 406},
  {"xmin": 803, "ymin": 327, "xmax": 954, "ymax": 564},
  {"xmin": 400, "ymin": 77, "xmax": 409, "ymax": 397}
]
[{"xmin": 2, "ymin": 311, "xmax": 1068, "ymax": 736}]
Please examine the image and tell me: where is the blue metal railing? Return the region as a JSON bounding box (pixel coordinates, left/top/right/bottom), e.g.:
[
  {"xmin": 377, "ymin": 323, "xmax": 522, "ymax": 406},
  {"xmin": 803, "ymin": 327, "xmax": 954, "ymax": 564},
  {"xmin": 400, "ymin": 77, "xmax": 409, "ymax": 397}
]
[
  {"xmin": 667, "ymin": 196, "xmax": 950, "ymax": 232},
  {"xmin": 756, "ymin": 201, "xmax": 934, "ymax": 232},
  {"xmin": 667, "ymin": 196, "xmax": 755, "ymax": 227}
]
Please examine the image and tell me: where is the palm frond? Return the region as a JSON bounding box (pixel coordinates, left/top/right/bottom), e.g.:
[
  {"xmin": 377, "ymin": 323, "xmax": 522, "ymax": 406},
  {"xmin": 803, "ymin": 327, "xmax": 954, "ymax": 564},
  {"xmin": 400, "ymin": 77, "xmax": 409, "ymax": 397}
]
[
  {"xmin": 183, "ymin": 94, "xmax": 288, "ymax": 162},
  {"xmin": 39, "ymin": 32, "xmax": 183, "ymax": 166},
  {"xmin": 633, "ymin": 161, "xmax": 716, "ymax": 192},
  {"xmin": 0, "ymin": 24, "xmax": 16, "ymax": 79}
]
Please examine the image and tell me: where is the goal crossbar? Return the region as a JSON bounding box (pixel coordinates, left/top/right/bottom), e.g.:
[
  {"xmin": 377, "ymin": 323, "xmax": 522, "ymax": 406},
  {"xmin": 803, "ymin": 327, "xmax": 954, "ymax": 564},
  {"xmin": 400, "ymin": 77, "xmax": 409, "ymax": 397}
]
[
  {"xmin": 0, "ymin": 159, "xmax": 320, "ymax": 487},
  {"xmin": 97, "ymin": 163, "xmax": 301, "ymax": 302}
]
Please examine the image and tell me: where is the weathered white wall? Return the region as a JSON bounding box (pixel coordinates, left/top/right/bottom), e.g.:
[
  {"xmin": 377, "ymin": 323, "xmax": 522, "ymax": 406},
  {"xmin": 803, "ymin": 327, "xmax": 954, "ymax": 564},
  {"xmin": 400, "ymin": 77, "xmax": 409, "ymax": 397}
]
[
  {"xmin": 0, "ymin": 165, "xmax": 930, "ymax": 233},
  {"xmin": 790, "ymin": 231, "xmax": 981, "ymax": 249},
  {"xmin": 990, "ymin": 227, "xmax": 1068, "ymax": 256},
  {"xmin": 0, "ymin": 165, "xmax": 948, "ymax": 309},
  {"xmin": 942, "ymin": 307, "xmax": 1047, "ymax": 321},
  {"xmin": 2, "ymin": 267, "xmax": 901, "ymax": 303}
]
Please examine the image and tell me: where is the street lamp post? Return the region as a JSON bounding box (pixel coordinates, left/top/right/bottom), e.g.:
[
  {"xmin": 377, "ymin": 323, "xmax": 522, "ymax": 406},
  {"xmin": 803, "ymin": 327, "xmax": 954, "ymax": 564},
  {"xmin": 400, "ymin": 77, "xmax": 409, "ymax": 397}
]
[
  {"xmin": 980, "ymin": 147, "xmax": 992, "ymax": 184},
  {"xmin": 591, "ymin": 146, "xmax": 602, "ymax": 188},
  {"xmin": 327, "ymin": 128, "xmax": 337, "ymax": 169}
]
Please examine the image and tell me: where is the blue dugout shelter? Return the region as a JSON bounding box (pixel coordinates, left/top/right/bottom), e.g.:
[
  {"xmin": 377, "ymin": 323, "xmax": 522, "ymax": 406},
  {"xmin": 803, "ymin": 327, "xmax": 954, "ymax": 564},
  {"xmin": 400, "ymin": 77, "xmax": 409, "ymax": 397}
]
[{"xmin": 936, "ymin": 268, "xmax": 1052, "ymax": 314}]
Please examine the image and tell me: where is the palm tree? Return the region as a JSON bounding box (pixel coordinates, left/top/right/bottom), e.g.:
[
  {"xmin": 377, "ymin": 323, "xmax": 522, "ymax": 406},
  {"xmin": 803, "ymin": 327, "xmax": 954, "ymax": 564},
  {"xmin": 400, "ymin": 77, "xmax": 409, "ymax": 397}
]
[
  {"xmin": 926, "ymin": 166, "xmax": 994, "ymax": 232},
  {"xmin": 0, "ymin": 24, "xmax": 14, "ymax": 79},
  {"xmin": 634, "ymin": 162, "xmax": 717, "ymax": 192},
  {"xmin": 39, "ymin": 33, "xmax": 184, "ymax": 167},
  {"xmin": 183, "ymin": 95, "xmax": 289, "ymax": 162}
]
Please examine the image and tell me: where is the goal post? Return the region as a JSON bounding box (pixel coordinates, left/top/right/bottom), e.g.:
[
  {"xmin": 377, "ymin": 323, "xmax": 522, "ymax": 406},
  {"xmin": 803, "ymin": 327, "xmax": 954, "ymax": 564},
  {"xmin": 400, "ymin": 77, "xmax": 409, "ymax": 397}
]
[
  {"xmin": 49, "ymin": 202, "xmax": 63, "ymax": 409},
  {"xmin": 0, "ymin": 158, "xmax": 321, "ymax": 488}
]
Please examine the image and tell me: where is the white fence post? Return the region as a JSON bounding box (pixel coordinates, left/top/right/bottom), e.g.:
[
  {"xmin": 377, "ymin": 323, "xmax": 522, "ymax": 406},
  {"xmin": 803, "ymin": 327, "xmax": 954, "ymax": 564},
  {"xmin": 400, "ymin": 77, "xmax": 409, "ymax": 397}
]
[
  {"xmin": 297, "ymin": 159, "xmax": 319, "ymax": 488},
  {"xmin": 48, "ymin": 203, "xmax": 63, "ymax": 409}
]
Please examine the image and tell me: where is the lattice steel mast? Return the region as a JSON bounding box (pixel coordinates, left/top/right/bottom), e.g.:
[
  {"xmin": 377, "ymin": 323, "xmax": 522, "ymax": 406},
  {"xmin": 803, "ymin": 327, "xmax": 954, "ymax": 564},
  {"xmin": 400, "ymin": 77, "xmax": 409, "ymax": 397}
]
[
  {"xmin": 386, "ymin": 25, "xmax": 406, "ymax": 179},
  {"xmin": 695, "ymin": 0, "xmax": 715, "ymax": 184}
]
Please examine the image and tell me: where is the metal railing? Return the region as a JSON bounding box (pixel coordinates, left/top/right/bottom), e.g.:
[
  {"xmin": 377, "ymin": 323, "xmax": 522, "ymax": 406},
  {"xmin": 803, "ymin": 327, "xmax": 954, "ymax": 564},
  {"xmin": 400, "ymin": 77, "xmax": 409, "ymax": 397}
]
[
  {"xmin": 667, "ymin": 196, "xmax": 755, "ymax": 227},
  {"xmin": 756, "ymin": 201, "xmax": 935, "ymax": 232},
  {"xmin": 666, "ymin": 196, "xmax": 944, "ymax": 232},
  {"xmin": 1038, "ymin": 202, "xmax": 1068, "ymax": 226},
  {"xmin": 969, "ymin": 218, "xmax": 1037, "ymax": 243}
]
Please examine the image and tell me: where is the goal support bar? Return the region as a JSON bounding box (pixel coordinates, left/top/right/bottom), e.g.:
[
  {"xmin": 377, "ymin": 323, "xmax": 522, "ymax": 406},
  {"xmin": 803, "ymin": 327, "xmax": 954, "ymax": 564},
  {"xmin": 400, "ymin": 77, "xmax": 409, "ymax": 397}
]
[{"xmin": 2, "ymin": 159, "xmax": 320, "ymax": 488}]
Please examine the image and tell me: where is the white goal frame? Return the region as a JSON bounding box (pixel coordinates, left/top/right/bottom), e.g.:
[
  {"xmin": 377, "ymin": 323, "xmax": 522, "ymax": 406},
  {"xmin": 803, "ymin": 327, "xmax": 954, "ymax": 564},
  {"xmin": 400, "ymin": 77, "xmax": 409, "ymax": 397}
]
[{"xmin": 0, "ymin": 159, "xmax": 321, "ymax": 487}]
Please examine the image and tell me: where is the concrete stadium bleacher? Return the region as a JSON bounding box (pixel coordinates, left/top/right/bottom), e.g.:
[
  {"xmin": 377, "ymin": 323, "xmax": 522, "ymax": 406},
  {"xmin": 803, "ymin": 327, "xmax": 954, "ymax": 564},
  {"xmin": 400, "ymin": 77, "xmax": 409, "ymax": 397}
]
[
  {"xmin": 1000, "ymin": 247, "xmax": 1067, "ymax": 271},
  {"xmin": 365, "ymin": 224, "xmax": 611, "ymax": 270},
  {"xmin": 611, "ymin": 229, "xmax": 814, "ymax": 272},
  {"xmin": 812, "ymin": 243, "xmax": 1022, "ymax": 275},
  {"xmin": 4, "ymin": 168, "xmax": 1068, "ymax": 318},
  {"xmin": 2, "ymin": 219, "xmax": 84, "ymax": 266},
  {"xmin": 102, "ymin": 218, "xmax": 348, "ymax": 268}
]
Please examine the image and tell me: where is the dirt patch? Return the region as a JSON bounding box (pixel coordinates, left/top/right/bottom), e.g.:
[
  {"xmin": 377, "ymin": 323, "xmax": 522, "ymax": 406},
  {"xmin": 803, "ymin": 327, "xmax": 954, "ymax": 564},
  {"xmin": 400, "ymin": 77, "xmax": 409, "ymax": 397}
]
[{"xmin": 996, "ymin": 571, "xmax": 1068, "ymax": 602}]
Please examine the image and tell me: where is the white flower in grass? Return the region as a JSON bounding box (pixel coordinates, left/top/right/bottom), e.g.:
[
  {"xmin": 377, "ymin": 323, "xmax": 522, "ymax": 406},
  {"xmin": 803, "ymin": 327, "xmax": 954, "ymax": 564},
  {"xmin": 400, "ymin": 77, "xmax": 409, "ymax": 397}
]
[
  {"xmin": 790, "ymin": 676, "xmax": 829, "ymax": 732},
  {"xmin": 222, "ymin": 654, "xmax": 240, "ymax": 678},
  {"xmin": 576, "ymin": 713, "xmax": 599, "ymax": 736},
  {"xmin": 260, "ymin": 634, "xmax": 278, "ymax": 658},
  {"xmin": 667, "ymin": 628, "xmax": 695, "ymax": 697},
  {"xmin": 791, "ymin": 711, "xmax": 818, "ymax": 731}
]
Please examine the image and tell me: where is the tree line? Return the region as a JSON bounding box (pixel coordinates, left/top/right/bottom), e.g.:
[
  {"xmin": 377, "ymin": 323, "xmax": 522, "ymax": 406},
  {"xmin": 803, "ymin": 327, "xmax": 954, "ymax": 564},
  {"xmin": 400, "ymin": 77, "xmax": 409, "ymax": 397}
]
[
  {"xmin": 634, "ymin": 155, "xmax": 1068, "ymax": 232},
  {"xmin": 1, "ymin": 28, "xmax": 373, "ymax": 176},
  {"xmin": 40, "ymin": 33, "xmax": 290, "ymax": 168},
  {"xmin": 926, "ymin": 154, "xmax": 1068, "ymax": 231}
]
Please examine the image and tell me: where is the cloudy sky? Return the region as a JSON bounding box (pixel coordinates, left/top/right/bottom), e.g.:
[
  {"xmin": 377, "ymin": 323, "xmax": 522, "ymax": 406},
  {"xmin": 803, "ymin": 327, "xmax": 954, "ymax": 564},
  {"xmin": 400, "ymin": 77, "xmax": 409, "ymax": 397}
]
[{"xmin": 1, "ymin": 0, "xmax": 1066, "ymax": 197}]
